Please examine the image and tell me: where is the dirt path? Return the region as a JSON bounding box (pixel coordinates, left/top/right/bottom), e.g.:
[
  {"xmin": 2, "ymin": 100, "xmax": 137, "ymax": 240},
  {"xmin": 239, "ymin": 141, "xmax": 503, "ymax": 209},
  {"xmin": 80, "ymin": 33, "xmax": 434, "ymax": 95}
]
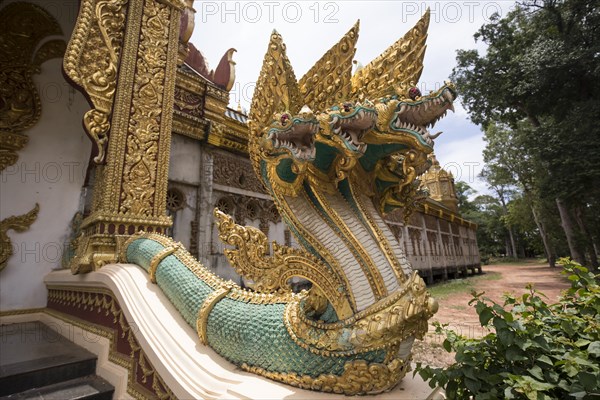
[{"xmin": 412, "ymin": 261, "xmax": 571, "ymax": 367}]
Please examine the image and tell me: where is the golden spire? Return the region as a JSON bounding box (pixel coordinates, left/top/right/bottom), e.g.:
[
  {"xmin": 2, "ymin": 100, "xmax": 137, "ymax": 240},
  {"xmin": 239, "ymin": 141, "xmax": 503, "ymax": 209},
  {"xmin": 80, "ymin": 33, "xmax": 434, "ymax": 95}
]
[
  {"xmin": 298, "ymin": 21, "xmax": 360, "ymax": 111},
  {"xmin": 249, "ymin": 30, "xmax": 301, "ymax": 136},
  {"xmin": 351, "ymin": 9, "xmax": 430, "ymax": 100}
]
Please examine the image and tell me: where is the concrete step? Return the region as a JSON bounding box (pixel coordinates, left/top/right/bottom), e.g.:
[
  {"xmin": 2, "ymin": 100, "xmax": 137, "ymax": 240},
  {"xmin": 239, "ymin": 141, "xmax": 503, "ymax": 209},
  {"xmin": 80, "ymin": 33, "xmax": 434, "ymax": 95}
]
[
  {"xmin": 0, "ymin": 322, "xmax": 112, "ymax": 399},
  {"xmin": 0, "ymin": 375, "xmax": 114, "ymax": 400}
]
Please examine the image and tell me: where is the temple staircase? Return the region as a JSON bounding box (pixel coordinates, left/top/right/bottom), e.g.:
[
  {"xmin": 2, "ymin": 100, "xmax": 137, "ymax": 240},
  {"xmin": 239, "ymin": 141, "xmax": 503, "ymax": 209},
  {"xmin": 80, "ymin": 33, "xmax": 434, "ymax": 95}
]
[{"xmin": 0, "ymin": 321, "xmax": 114, "ymax": 400}]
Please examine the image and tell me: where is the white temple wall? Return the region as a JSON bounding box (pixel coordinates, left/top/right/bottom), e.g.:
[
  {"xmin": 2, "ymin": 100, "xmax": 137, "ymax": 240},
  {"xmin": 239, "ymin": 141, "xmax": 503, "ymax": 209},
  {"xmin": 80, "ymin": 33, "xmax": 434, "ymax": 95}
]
[
  {"xmin": 168, "ymin": 134, "xmax": 203, "ymax": 249},
  {"xmin": 0, "ymin": 0, "xmax": 90, "ymax": 311}
]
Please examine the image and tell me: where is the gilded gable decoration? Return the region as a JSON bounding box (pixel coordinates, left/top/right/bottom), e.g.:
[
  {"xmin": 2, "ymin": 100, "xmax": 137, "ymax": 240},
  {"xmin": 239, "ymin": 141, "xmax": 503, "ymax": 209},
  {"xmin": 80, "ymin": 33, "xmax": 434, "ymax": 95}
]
[
  {"xmin": 63, "ymin": 0, "xmax": 129, "ymax": 164},
  {"xmin": 0, "ymin": 2, "xmax": 66, "ymax": 171}
]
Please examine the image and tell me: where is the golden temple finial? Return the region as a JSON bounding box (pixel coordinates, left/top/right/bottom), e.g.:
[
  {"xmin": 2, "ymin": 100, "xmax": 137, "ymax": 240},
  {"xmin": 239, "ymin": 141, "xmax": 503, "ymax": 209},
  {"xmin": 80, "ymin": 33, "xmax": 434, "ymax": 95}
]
[
  {"xmin": 351, "ymin": 9, "xmax": 430, "ymax": 100},
  {"xmin": 298, "ymin": 20, "xmax": 360, "ymax": 111}
]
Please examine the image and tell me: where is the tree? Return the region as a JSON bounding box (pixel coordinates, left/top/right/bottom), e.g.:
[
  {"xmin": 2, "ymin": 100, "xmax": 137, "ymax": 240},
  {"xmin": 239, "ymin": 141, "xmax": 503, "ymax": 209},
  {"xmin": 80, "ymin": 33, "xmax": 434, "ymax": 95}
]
[
  {"xmin": 451, "ymin": 0, "xmax": 600, "ymax": 269},
  {"xmin": 454, "ymin": 182, "xmax": 511, "ymax": 259}
]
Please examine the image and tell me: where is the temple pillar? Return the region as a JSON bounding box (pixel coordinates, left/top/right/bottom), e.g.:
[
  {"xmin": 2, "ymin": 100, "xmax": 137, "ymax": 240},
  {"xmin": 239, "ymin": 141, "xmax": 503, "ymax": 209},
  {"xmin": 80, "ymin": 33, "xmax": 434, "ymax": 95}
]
[
  {"xmin": 448, "ymin": 221, "xmax": 463, "ymax": 276},
  {"xmin": 436, "ymin": 218, "xmax": 448, "ymax": 280},
  {"xmin": 65, "ymin": 0, "xmax": 185, "ymax": 273},
  {"xmin": 420, "ymin": 214, "xmax": 434, "ymax": 284},
  {"xmin": 198, "ymin": 150, "xmax": 215, "ymax": 266}
]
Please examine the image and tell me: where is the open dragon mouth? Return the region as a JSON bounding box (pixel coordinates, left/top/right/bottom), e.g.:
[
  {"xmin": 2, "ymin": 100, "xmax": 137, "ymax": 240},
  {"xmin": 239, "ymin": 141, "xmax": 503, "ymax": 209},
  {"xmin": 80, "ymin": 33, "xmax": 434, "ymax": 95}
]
[
  {"xmin": 392, "ymin": 84, "xmax": 457, "ymax": 145},
  {"xmin": 329, "ymin": 102, "xmax": 377, "ymax": 153},
  {"xmin": 267, "ymin": 114, "xmax": 318, "ymax": 160}
]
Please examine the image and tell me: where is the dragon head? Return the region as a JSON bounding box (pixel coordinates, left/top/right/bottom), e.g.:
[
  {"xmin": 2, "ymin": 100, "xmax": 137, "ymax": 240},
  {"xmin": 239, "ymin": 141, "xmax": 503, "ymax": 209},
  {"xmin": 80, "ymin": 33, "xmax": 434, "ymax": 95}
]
[
  {"xmin": 265, "ymin": 108, "xmax": 319, "ymax": 161},
  {"xmin": 321, "ymin": 100, "xmax": 377, "ymax": 154},
  {"xmin": 381, "ymin": 82, "xmax": 457, "ymax": 146}
]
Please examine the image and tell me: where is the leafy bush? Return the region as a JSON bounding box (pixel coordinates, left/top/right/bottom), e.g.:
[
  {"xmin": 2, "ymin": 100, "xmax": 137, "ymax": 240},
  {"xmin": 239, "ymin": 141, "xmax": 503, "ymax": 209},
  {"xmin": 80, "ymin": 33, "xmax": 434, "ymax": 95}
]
[{"xmin": 416, "ymin": 258, "xmax": 600, "ymax": 400}]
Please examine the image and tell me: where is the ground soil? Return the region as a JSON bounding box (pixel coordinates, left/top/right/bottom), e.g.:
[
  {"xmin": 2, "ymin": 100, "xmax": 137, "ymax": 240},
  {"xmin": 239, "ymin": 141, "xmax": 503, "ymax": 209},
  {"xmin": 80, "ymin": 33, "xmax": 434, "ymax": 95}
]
[{"xmin": 412, "ymin": 261, "xmax": 571, "ymax": 368}]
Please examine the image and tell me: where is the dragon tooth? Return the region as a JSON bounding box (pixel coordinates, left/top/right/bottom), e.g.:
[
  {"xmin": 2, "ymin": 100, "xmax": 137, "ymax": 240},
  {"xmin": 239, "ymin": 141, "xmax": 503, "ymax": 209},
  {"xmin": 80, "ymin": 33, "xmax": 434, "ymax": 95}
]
[
  {"xmin": 300, "ymin": 104, "xmax": 313, "ymax": 114},
  {"xmin": 448, "ymin": 103, "xmax": 455, "ymax": 112}
]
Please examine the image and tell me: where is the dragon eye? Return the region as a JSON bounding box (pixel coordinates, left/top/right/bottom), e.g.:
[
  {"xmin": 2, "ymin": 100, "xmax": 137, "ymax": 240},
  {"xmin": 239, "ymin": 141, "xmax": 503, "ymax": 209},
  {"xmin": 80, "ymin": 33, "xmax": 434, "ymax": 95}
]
[
  {"xmin": 280, "ymin": 114, "xmax": 290, "ymax": 125},
  {"xmin": 408, "ymin": 87, "xmax": 421, "ymax": 100},
  {"xmin": 342, "ymin": 102, "xmax": 353, "ymax": 112}
]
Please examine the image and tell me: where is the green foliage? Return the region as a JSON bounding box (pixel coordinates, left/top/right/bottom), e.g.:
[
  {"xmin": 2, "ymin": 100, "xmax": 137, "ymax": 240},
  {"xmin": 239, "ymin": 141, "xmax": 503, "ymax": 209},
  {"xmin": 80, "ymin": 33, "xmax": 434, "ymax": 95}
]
[
  {"xmin": 416, "ymin": 259, "xmax": 600, "ymax": 399},
  {"xmin": 455, "ymin": 181, "xmax": 517, "ymax": 258},
  {"xmin": 451, "ymin": 0, "xmax": 600, "ymax": 266}
]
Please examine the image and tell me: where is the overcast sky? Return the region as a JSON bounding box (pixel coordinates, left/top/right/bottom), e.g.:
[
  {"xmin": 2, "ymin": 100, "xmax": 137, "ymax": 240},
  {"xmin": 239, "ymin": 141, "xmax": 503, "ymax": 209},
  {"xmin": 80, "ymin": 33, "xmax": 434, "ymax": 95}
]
[{"xmin": 190, "ymin": 1, "xmax": 517, "ymax": 194}]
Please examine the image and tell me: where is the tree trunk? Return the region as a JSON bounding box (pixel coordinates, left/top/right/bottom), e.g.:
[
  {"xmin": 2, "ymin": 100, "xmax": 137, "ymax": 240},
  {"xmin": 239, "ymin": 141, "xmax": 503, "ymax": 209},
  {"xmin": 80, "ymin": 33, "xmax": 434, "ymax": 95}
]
[
  {"xmin": 555, "ymin": 198, "xmax": 586, "ymax": 265},
  {"xmin": 530, "ymin": 204, "xmax": 556, "ymax": 267},
  {"xmin": 495, "ymin": 188, "xmax": 519, "ymax": 258},
  {"xmin": 574, "ymin": 206, "xmax": 599, "ymax": 271},
  {"xmin": 508, "ymin": 227, "xmax": 518, "ymax": 259}
]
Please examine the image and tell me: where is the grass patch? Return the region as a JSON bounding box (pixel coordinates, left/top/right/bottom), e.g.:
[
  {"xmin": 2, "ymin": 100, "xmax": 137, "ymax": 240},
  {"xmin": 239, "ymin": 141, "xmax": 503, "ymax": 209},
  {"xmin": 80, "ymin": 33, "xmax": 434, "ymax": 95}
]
[
  {"xmin": 485, "ymin": 257, "xmax": 542, "ymax": 266},
  {"xmin": 428, "ymin": 272, "xmax": 501, "ymax": 299}
]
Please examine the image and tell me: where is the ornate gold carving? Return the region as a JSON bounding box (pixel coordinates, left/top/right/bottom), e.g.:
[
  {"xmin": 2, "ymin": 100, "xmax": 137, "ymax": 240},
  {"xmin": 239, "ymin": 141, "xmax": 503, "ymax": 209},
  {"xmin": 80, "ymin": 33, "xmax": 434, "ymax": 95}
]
[
  {"xmin": 0, "ymin": 3, "xmax": 66, "ymax": 171},
  {"xmin": 241, "ymin": 358, "xmax": 411, "ymax": 396},
  {"xmin": 248, "ymin": 31, "xmax": 301, "ymax": 142},
  {"xmin": 64, "ymin": 0, "xmax": 128, "ymax": 164},
  {"xmin": 374, "ymin": 150, "xmax": 429, "ymax": 221},
  {"xmin": 0, "ymin": 308, "xmax": 46, "ymax": 317},
  {"xmin": 213, "ymin": 152, "xmax": 266, "ymax": 193},
  {"xmin": 421, "ymin": 153, "xmax": 459, "ymax": 213},
  {"xmin": 196, "ymin": 283, "xmax": 233, "ymax": 345},
  {"xmin": 298, "ymin": 21, "xmax": 359, "ymax": 112},
  {"xmin": 351, "ymin": 10, "xmax": 430, "ymax": 100},
  {"xmin": 0, "ymin": 203, "xmax": 39, "ymax": 271},
  {"xmin": 0, "ymin": 133, "xmax": 29, "ymax": 172},
  {"xmin": 348, "ymin": 180, "xmax": 407, "ymax": 282},
  {"xmin": 214, "ymin": 209, "xmax": 353, "ymax": 316},
  {"xmin": 69, "ymin": 0, "xmax": 183, "ymax": 272},
  {"xmin": 173, "ymin": 87, "xmax": 204, "ymax": 118},
  {"xmin": 283, "ymin": 272, "xmax": 436, "ymax": 357},
  {"xmin": 309, "ymin": 188, "xmax": 389, "ymax": 300},
  {"xmin": 172, "ymin": 68, "xmax": 209, "ymax": 140},
  {"xmin": 120, "ymin": 0, "xmax": 171, "ymax": 215}
]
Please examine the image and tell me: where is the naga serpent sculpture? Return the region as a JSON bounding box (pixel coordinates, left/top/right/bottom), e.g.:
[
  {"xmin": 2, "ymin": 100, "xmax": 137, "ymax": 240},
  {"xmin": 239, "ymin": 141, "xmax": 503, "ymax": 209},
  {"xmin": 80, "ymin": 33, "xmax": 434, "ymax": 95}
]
[{"xmin": 123, "ymin": 10, "xmax": 457, "ymax": 395}]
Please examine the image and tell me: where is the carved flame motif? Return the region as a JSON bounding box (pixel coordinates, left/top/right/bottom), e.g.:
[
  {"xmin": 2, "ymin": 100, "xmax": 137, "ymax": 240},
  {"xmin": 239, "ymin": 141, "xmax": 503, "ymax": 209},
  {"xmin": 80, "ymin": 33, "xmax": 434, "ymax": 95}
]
[
  {"xmin": 1, "ymin": 204, "xmax": 39, "ymax": 271},
  {"xmin": 63, "ymin": 0, "xmax": 129, "ymax": 164}
]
